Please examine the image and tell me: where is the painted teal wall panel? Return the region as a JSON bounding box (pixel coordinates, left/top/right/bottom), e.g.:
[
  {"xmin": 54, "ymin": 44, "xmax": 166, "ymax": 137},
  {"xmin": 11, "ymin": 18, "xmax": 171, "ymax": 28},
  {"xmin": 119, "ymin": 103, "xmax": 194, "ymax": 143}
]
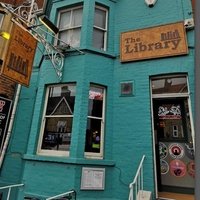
[
  {"xmin": 22, "ymin": 161, "xmax": 76, "ymax": 197},
  {"xmin": 0, "ymin": 70, "xmax": 39, "ymax": 199}
]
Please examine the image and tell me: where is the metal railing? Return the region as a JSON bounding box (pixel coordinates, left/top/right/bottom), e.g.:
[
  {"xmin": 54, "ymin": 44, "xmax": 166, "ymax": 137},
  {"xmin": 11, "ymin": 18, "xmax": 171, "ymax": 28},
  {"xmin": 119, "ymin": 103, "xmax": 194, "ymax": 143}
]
[
  {"xmin": 46, "ymin": 190, "xmax": 76, "ymax": 200},
  {"xmin": 0, "ymin": 183, "xmax": 24, "ymax": 200},
  {"xmin": 128, "ymin": 155, "xmax": 145, "ymax": 200}
]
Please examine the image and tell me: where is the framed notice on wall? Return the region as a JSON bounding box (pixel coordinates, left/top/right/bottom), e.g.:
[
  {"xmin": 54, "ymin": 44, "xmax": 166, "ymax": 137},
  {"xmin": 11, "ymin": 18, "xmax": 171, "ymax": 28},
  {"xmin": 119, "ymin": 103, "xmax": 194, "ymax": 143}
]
[{"xmin": 81, "ymin": 167, "xmax": 105, "ymax": 190}]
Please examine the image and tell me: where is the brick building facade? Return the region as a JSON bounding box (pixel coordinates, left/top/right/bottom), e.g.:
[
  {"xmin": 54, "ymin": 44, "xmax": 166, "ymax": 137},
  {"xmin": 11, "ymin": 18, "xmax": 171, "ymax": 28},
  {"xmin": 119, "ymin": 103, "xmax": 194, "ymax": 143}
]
[{"xmin": 0, "ymin": 0, "xmax": 195, "ymax": 199}]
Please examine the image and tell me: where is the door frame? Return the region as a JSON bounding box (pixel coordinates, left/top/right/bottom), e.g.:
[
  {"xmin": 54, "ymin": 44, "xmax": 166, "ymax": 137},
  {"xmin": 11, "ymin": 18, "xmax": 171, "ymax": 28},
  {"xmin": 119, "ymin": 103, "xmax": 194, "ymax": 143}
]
[{"xmin": 150, "ymin": 75, "xmax": 195, "ymax": 198}]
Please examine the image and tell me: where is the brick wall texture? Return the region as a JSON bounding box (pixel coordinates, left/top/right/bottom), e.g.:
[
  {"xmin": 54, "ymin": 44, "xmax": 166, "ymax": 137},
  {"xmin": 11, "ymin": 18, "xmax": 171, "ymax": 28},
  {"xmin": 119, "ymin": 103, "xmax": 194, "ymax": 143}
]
[{"xmin": 0, "ymin": 76, "xmax": 16, "ymax": 99}]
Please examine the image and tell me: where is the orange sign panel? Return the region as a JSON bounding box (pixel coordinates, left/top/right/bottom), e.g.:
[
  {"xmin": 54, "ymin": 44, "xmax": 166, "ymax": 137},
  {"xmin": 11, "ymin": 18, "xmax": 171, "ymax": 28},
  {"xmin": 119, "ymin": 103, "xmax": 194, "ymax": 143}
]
[
  {"xmin": 120, "ymin": 22, "xmax": 188, "ymax": 62},
  {"xmin": 1, "ymin": 24, "xmax": 37, "ymax": 87}
]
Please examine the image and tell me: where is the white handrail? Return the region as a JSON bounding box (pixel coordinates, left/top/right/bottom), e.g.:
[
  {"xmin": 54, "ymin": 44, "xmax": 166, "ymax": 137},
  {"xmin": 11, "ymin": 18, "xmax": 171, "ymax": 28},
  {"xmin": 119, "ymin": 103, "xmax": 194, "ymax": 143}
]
[
  {"xmin": 0, "ymin": 183, "xmax": 24, "ymax": 200},
  {"xmin": 129, "ymin": 155, "xmax": 145, "ymax": 200},
  {"xmin": 46, "ymin": 190, "xmax": 76, "ymax": 200}
]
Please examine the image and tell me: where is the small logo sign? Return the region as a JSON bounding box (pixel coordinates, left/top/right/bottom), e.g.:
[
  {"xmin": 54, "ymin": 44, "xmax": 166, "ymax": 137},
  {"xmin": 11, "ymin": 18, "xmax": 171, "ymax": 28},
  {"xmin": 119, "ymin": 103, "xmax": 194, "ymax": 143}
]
[
  {"xmin": 160, "ymin": 159, "xmax": 169, "ymax": 175},
  {"xmin": 169, "ymin": 143, "xmax": 184, "ymax": 159},
  {"xmin": 0, "ymin": 100, "xmax": 5, "ymax": 112},
  {"xmin": 187, "ymin": 161, "xmax": 195, "ymax": 178},
  {"xmin": 159, "ymin": 142, "xmax": 168, "ymax": 159}
]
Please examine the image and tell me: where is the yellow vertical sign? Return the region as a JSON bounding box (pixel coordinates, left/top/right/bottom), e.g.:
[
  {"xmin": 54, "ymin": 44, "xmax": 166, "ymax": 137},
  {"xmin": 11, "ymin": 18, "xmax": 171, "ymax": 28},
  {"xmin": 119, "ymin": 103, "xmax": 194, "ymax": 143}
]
[{"xmin": 1, "ymin": 24, "xmax": 37, "ymax": 87}]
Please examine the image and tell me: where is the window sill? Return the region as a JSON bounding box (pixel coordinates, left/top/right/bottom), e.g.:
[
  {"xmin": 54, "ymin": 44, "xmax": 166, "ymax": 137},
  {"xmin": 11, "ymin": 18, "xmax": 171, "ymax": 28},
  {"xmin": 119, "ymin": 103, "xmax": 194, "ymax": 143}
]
[
  {"xmin": 58, "ymin": 46, "xmax": 117, "ymax": 59},
  {"xmin": 82, "ymin": 48, "xmax": 117, "ymax": 58},
  {"xmin": 23, "ymin": 154, "xmax": 115, "ymax": 166}
]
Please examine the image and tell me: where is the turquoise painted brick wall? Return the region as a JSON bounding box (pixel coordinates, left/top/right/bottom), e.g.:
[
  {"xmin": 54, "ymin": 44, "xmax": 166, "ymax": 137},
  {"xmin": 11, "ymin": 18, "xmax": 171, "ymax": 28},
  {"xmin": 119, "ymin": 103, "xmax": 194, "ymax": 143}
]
[
  {"xmin": 111, "ymin": 0, "xmax": 194, "ymax": 199},
  {"xmin": 0, "ymin": 69, "xmax": 39, "ymax": 199},
  {"xmin": 0, "ymin": 0, "xmax": 194, "ymax": 200}
]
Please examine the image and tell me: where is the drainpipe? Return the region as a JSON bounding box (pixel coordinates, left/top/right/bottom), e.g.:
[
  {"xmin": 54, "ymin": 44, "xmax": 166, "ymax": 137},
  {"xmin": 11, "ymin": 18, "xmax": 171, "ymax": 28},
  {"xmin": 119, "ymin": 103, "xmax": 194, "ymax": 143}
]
[
  {"xmin": 0, "ymin": 84, "xmax": 21, "ymax": 168},
  {"xmin": 195, "ymin": 0, "xmax": 200, "ymax": 198}
]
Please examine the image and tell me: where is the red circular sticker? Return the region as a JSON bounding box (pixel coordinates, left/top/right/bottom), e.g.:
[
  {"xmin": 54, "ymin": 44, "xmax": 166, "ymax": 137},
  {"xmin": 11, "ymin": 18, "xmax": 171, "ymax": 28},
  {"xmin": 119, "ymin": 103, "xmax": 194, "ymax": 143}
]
[
  {"xmin": 170, "ymin": 160, "xmax": 186, "ymax": 177},
  {"xmin": 187, "ymin": 161, "xmax": 195, "ymax": 178},
  {"xmin": 169, "ymin": 143, "xmax": 184, "ymax": 159}
]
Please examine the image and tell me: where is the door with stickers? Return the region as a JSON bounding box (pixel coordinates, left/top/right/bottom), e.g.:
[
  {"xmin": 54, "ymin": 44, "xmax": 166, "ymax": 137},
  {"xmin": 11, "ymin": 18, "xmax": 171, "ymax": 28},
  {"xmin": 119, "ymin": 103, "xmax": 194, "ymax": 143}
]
[{"xmin": 151, "ymin": 75, "xmax": 194, "ymax": 195}]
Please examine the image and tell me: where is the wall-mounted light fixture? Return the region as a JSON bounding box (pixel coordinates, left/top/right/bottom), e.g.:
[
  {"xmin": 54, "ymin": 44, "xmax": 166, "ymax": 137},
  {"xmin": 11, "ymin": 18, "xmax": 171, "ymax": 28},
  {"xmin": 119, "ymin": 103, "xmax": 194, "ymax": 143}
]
[
  {"xmin": 145, "ymin": 0, "xmax": 157, "ymax": 7},
  {"xmin": 0, "ymin": 31, "xmax": 10, "ymax": 40},
  {"xmin": 39, "ymin": 15, "xmax": 59, "ymax": 34}
]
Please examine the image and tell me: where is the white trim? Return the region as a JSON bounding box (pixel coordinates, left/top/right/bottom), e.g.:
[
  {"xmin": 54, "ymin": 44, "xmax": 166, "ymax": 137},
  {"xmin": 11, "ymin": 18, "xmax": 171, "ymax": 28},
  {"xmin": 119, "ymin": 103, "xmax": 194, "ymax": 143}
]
[
  {"xmin": 37, "ymin": 84, "xmax": 75, "ymax": 157},
  {"xmin": 150, "ymin": 89, "xmax": 158, "ymax": 198},
  {"xmin": 38, "ymin": 149, "xmax": 69, "ymax": 157},
  {"xmin": 50, "ymin": 96, "xmax": 73, "ymax": 115},
  {"xmin": 152, "ymin": 93, "xmax": 189, "ymax": 99}
]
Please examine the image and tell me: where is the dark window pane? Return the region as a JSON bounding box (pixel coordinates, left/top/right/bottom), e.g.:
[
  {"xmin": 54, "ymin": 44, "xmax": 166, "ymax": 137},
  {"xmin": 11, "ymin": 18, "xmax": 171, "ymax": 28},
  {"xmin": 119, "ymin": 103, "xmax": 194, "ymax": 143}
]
[
  {"xmin": 88, "ymin": 99, "xmax": 103, "ymax": 117},
  {"xmin": 94, "ymin": 7, "xmax": 106, "ymax": 29},
  {"xmin": 153, "ymin": 99, "xmax": 188, "ymax": 142},
  {"xmin": 46, "ymin": 85, "xmax": 76, "ymax": 115},
  {"xmin": 88, "ymin": 86, "xmax": 103, "ymax": 117},
  {"xmin": 93, "ymin": 28, "xmax": 104, "ymax": 50},
  {"xmin": 41, "ymin": 117, "xmax": 73, "ymax": 151},
  {"xmin": 85, "ymin": 118, "xmax": 101, "ymax": 153}
]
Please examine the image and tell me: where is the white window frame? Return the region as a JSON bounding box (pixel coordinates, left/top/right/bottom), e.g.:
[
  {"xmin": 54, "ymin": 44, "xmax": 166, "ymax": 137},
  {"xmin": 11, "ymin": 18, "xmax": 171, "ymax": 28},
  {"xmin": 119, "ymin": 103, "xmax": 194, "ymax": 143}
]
[
  {"xmin": 85, "ymin": 85, "xmax": 106, "ymax": 159},
  {"xmin": 93, "ymin": 5, "xmax": 108, "ymax": 51},
  {"xmin": 56, "ymin": 6, "xmax": 83, "ymax": 47},
  {"xmin": 37, "ymin": 84, "xmax": 76, "ymax": 157}
]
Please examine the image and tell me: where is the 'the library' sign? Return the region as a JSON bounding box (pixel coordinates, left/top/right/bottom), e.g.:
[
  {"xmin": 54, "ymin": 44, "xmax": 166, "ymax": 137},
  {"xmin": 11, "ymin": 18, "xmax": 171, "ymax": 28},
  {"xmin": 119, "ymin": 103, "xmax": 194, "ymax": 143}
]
[
  {"xmin": 1, "ymin": 24, "xmax": 37, "ymax": 87},
  {"xmin": 120, "ymin": 22, "xmax": 188, "ymax": 62}
]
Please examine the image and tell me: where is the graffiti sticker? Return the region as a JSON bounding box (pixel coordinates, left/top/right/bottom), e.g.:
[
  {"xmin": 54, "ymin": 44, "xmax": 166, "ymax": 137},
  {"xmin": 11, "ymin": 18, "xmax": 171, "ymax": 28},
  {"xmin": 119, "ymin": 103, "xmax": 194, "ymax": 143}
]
[
  {"xmin": 160, "ymin": 159, "xmax": 169, "ymax": 174},
  {"xmin": 169, "ymin": 143, "xmax": 184, "ymax": 159},
  {"xmin": 159, "ymin": 142, "xmax": 168, "ymax": 159},
  {"xmin": 185, "ymin": 143, "xmax": 195, "ymax": 160}
]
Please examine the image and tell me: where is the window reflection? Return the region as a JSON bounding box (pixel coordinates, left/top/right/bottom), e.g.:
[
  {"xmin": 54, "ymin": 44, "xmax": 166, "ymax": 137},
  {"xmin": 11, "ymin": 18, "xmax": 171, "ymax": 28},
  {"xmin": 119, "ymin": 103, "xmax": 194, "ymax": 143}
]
[
  {"xmin": 152, "ymin": 76, "xmax": 188, "ymax": 94},
  {"xmin": 40, "ymin": 84, "xmax": 76, "ymax": 153},
  {"xmin": 85, "ymin": 85, "xmax": 105, "ymax": 155}
]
